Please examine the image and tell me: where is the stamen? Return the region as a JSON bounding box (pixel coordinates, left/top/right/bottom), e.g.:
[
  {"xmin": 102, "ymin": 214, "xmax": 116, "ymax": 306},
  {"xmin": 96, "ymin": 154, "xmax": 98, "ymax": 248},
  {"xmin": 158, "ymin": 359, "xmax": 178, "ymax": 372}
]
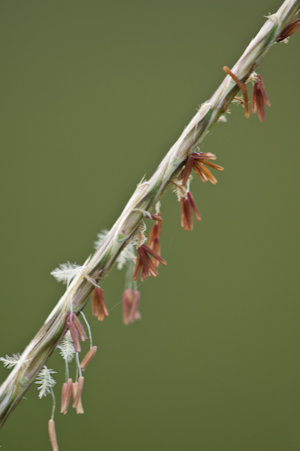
[
  {"xmin": 181, "ymin": 191, "xmax": 201, "ymax": 231},
  {"xmin": 72, "ymin": 376, "xmax": 84, "ymax": 414},
  {"xmin": 72, "ymin": 315, "xmax": 88, "ymax": 342},
  {"xmin": 60, "ymin": 378, "xmax": 73, "ymax": 414},
  {"xmin": 80, "ymin": 346, "xmax": 97, "ymax": 371},
  {"xmin": 123, "ymin": 289, "xmax": 141, "ymax": 325},
  {"xmin": 91, "ymin": 287, "xmax": 109, "ymax": 322},
  {"xmin": 251, "ymin": 74, "xmax": 270, "ymax": 122},
  {"xmin": 48, "ymin": 419, "xmax": 59, "ymax": 451},
  {"xmin": 67, "ymin": 321, "xmax": 81, "ymax": 353},
  {"xmin": 133, "ymin": 244, "xmax": 166, "ymax": 282},
  {"xmin": 223, "ymin": 66, "xmax": 250, "ymax": 118},
  {"xmin": 277, "ymin": 12, "xmax": 300, "ymax": 42}
]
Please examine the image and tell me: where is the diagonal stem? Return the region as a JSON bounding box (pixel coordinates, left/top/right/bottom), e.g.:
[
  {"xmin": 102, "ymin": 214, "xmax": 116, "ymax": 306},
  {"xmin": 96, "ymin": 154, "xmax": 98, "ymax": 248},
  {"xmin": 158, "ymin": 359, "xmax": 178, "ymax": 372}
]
[{"xmin": 0, "ymin": 0, "xmax": 299, "ymax": 429}]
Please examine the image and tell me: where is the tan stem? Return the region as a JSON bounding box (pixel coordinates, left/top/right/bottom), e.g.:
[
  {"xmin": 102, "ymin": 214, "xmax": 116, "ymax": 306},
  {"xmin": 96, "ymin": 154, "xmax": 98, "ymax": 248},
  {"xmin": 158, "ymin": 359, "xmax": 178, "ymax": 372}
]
[{"xmin": 0, "ymin": 0, "xmax": 299, "ymax": 429}]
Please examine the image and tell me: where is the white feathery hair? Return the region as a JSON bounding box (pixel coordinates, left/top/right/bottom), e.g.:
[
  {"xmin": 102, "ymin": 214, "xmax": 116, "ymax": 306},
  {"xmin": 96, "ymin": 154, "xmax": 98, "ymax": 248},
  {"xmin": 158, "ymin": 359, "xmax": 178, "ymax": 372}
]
[
  {"xmin": 57, "ymin": 330, "xmax": 75, "ymax": 363},
  {"xmin": 35, "ymin": 366, "xmax": 56, "ymax": 398},
  {"xmin": 51, "ymin": 256, "xmax": 91, "ymax": 286},
  {"xmin": 0, "ymin": 353, "xmax": 22, "ymax": 369}
]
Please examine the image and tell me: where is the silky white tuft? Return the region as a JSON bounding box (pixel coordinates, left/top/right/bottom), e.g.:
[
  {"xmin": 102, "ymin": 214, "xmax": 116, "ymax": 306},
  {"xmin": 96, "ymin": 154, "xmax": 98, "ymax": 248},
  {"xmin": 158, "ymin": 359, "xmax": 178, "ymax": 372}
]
[
  {"xmin": 94, "ymin": 230, "xmax": 109, "ymax": 250},
  {"xmin": 0, "ymin": 353, "xmax": 22, "ymax": 369},
  {"xmin": 57, "ymin": 331, "xmax": 75, "ymax": 363},
  {"xmin": 51, "ymin": 262, "xmax": 86, "ymax": 286},
  {"xmin": 35, "ymin": 366, "xmax": 56, "ymax": 399}
]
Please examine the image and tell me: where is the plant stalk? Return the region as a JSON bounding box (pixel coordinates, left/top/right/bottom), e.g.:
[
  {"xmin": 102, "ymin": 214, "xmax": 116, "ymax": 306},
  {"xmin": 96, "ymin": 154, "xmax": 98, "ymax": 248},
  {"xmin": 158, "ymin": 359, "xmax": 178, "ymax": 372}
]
[{"xmin": 0, "ymin": 0, "xmax": 299, "ymax": 429}]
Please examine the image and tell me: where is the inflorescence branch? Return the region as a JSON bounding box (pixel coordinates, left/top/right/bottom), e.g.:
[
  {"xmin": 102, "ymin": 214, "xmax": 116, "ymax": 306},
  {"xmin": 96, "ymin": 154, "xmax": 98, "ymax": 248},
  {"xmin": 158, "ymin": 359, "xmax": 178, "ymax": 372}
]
[{"xmin": 0, "ymin": 0, "xmax": 299, "ymax": 435}]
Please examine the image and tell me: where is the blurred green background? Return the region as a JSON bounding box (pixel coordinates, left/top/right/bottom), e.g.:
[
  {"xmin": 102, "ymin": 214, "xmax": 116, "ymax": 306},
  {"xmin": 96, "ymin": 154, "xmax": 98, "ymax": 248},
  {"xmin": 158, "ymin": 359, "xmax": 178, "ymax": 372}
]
[{"xmin": 1, "ymin": 1, "xmax": 299, "ymax": 450}]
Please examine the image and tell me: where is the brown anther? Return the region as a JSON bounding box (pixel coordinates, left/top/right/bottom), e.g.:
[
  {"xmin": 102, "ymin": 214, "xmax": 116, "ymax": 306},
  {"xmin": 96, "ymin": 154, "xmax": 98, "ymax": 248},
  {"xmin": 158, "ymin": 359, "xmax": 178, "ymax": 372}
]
[
  {"xmin": 61, "ymin": 378, "xmax": 73, "ymax": 414},
  {"xmin": 151, "ymin": 237, "xmax": 161, "ymax": 268},
  {"xmin": 123, "ymin": 289, "xmax": 141, "ymax": 325},
  {"xmin": 80, "ymin": 346, "xmax": 97, "ymax": 371},
  {"xmin": 187, "ymin": 192, "xmax": 201, "ymax": 222},
  {"xmin": 148, "ymin": 212, "xmax": 162, "ymax": 268},
  {"xmin": 148, "ymin": 223, "xmax": 159, "ymax": 247},
  {"xmin": 76, "ymin": 396, "xmax": 84, "ymax": 414},
  {"xmin": 48, "ymin": 419, "xmax": 59, "ymax": 451},
  {"xmin": 181, "ymin": 196, "xmax": 193, "ymax": 231},
  {"xmin": 179, "ymin": 152, "xmax": 223, "ymax": 187},
  {"xmin": 133, "ymin": 244, "xmax": 166, "ymax": 282},
  {"xmin": 75, "ymin": 376, "xmax": 84, "ymax": 414},
  {"xmin": 67, "ymin": 319, "xmax": 81, "ymax": 353},
  {"xmin": 181, "ymin": 191, "xmax": 201, "ymax": 231},
  {"xmin": 151, "ymin": 213, "xmax": 163, "ymax": 222},
  {"xmin": 277, "ymin": 12, "xmax": 300, "ymax": 42},
  {"xmin": 72, "ymin": 314, "xmax": 88, "ymax": 342},
  {"xmin": 223, "ymin": 66, "xmax": 249, "ymax": 118},
  {"xmin": 72, "ymin": 376, "xmax": 84, "ymax": 414},
  {"xmin": 91, "ymin": 287, "xmax": 109, "ymax": 322},
  {"xmin": 251, "ymin": 74, "xmax": 270, "ymax": 122},
  {"xmin": 71, "ymin": 382, "xmax": 78, "ymax": 408}
]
